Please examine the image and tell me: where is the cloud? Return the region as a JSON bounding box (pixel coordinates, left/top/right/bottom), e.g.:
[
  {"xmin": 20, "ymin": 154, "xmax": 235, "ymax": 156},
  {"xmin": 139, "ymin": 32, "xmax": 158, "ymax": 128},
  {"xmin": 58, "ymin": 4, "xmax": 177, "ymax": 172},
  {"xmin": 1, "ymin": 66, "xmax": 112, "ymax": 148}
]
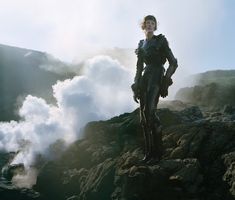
[
  {"xmin": 0, "ymin": 55, "xmax": 136, "ymax": 176},
  {"xmin": 53, "ymin": 55, "xmax": 136, "ymax": 124},
  {"xmin": 12, "ymin": 168, "xmax": 38, "ymax": 188}
]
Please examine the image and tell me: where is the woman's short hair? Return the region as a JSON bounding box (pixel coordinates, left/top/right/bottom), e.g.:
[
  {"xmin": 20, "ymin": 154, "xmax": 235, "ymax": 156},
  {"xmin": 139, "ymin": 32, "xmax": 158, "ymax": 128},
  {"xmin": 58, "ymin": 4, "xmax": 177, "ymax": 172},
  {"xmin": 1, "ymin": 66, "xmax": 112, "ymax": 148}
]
[{"xmin": 141, "ymin": 15, "xmax": 157, "ymax": 31}]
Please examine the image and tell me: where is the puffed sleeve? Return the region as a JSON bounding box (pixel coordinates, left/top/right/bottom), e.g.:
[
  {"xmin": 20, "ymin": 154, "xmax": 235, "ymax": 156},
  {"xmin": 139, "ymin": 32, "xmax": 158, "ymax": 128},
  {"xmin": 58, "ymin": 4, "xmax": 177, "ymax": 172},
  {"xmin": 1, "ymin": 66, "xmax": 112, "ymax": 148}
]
[
  {"xmin": 162, "ymin": 35, "xmax": 178, "ymax": 77},
  {"xmin": 134, "ymin": 40, "xmax": 144, "ymax": 84}
]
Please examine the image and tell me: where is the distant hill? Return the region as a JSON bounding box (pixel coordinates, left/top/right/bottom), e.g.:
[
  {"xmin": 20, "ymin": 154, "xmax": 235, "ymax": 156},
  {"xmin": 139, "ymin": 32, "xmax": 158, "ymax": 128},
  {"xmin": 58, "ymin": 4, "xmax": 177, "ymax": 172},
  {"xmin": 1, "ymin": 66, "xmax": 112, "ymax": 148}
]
[
  {"xmin": 0, "ymin": 44, "xmax": 75, "ymax": 121},
  {"xmin": 175, "ymin": 70, "xmax": 235, "ymax": 109},
  {"xmin": 187, "ymin": 69, "xmax": 235, "ymax": 86}
]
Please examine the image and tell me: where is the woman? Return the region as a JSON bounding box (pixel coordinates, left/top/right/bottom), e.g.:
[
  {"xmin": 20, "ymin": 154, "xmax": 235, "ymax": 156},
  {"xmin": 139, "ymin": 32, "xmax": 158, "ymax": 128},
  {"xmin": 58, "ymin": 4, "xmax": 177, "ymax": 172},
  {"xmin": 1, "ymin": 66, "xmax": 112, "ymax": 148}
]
[{"xmin": 131, "ymin": 15, "xmax": 178, "ymax": 164}]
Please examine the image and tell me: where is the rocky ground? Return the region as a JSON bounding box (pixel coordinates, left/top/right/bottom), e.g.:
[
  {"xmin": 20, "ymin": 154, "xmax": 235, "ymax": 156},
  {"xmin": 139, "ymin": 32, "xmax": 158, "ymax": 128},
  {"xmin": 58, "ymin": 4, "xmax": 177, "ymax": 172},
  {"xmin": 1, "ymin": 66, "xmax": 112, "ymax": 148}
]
[{"xmin": 1, "ymin": 100, "xmax": 235, "ymax": 200}]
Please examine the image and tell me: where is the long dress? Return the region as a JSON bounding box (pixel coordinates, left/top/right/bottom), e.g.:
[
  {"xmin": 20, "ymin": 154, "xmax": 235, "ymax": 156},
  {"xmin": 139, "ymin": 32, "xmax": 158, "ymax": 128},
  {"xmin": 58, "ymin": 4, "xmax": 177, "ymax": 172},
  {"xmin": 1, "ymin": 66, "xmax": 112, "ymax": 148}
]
[{"xmin": 134, "ymin": 33, "xmax": 177, "ymax": 161}]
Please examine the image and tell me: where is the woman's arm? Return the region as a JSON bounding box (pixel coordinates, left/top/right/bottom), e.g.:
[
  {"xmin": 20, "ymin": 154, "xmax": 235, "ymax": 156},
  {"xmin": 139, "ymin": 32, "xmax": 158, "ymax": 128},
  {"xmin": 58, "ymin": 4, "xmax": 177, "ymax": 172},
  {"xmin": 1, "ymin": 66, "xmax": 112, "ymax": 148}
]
[
  {"xmin": 132, "ymin": 40, "xmax": 144, "ymax": 103},
  {"xmin": 162, "ymin": 36, "xmax": 178, "ymax": 78},
  {"xmin": 134, "ymin": 40, "xmax": 144, "ymax": 84},
  {"xmin": 160, "ymin": 35, "xmax": 178, "ymax": 98}
]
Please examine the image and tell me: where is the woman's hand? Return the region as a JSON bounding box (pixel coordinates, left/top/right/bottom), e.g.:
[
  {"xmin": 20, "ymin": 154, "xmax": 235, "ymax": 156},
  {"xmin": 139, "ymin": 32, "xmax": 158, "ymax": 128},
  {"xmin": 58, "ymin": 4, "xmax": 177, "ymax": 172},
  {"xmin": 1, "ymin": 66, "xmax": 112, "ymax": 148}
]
[
  {"xmin": 131, "ymin": 83, "xmax": 140, "ymax": 103},
  {"xmin": 160, "ymin": 76, "xmax": 173, "ymax": 98}
]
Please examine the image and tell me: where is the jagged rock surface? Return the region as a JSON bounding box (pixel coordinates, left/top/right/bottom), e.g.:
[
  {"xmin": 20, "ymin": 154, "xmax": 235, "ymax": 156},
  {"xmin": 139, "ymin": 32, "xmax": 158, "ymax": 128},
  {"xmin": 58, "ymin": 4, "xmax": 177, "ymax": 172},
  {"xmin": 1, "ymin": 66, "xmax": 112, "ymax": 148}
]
[{"xmin": 33, "ymin": 103, "xmax": 235, "ymax": 200}]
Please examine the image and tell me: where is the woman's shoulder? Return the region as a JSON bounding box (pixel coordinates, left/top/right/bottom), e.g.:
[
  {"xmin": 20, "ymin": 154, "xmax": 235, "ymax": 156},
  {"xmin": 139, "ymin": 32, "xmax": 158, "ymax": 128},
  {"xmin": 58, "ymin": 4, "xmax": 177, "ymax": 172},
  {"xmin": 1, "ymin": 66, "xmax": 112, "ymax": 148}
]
[
  {"xmin": 138, "ymin": 39, "xmax": 144, "ymax": 45},
  {"xmin": 135, "ymin": 39, "xmax": 144, "ymax": 55},
  {"xmin": 153, "ymin": 34, "xmax": 169, "ymax": 48},
  {"xmin": 154, "ymin": 34, "xmax": 167, "ymax": 41},
  {"xmin": 136, "ymin": 39, "xmax": 144, "ymax": 50}
]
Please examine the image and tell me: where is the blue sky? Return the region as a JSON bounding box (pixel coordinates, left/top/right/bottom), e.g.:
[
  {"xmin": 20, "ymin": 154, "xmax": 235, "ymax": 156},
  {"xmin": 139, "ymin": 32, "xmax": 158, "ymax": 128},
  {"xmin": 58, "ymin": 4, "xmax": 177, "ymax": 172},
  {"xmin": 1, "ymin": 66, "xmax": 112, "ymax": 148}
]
[
  {"xmin": 193, "ymin": 0, "xmax": 235, "ymax": 72},
  {"xmin": 0, "ymin": 0, "xmax": 234, "ymax": 73}
]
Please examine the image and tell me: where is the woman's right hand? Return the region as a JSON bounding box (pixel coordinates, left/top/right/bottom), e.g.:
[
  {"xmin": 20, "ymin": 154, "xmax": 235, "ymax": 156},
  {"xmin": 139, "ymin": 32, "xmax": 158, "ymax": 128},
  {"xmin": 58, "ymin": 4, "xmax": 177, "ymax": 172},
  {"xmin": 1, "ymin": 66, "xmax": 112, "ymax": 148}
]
[
  {"xmin": 133, "ymin": 94, "xmax": 140, "ymax": 103},
  {"xmin": 131, "ymin": 83, "xmax": 140, "ymax": 103},
  {"xmin": 160, "ymin": 76, "xmax": 173, "ymax": 98}
]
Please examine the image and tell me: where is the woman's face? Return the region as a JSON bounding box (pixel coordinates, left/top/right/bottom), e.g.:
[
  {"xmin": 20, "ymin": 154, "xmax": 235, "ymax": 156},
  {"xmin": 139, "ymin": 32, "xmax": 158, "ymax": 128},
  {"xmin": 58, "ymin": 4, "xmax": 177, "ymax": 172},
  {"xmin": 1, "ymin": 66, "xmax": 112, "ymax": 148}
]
[{"xmin": 144, "ymin": 19, "xmax": 156, "ymax": 33}]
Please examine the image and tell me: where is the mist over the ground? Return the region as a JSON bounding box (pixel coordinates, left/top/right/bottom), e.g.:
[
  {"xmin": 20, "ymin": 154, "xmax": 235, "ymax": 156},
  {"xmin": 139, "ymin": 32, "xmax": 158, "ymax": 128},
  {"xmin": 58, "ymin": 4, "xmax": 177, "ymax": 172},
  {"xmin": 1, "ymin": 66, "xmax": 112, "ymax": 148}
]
[
  {"xmin": 0, "ymin": 55, "xmax": 136, "ymax": 175},
  {"xmin": 0, "ymin": 45, "xmax": 139, "ymax": 188}
]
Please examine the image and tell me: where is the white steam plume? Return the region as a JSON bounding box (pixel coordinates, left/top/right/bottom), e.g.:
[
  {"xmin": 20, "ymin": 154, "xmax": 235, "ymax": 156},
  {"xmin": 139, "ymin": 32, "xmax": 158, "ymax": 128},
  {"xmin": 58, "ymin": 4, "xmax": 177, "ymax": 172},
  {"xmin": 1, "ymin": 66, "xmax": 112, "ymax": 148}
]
[{"xmin": 0, "ymin": 55, "xmax": 137, "ymax": 187}]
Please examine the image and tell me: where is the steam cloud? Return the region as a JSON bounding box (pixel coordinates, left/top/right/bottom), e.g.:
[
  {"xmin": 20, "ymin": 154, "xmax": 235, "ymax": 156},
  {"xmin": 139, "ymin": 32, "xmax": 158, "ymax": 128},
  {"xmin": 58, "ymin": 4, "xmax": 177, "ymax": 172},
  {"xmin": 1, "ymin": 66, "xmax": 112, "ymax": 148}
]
[{"xmin": 0, "ymin": 55, "xmax": 136, "ymax": 187}]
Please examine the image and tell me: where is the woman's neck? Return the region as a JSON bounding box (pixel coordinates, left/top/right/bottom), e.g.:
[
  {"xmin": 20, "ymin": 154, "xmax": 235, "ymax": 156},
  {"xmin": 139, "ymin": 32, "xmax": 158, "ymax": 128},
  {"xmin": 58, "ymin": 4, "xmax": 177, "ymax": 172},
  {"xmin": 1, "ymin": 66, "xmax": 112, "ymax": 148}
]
[{"xmin": 145, "ymin": 32, "xmax": 154, "ymax": 40}]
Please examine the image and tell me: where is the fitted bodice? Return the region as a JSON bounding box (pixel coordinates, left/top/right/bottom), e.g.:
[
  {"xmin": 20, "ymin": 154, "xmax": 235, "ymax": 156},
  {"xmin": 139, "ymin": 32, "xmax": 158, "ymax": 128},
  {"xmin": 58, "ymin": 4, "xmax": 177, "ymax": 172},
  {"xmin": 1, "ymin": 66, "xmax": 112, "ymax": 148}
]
[
  {"xmin": 134, "ymin": 33, "xmax": 178, "ymax": 85},
  {"xmin": 138, "ymin": 34, "xmax": 167, "ymax": 66}
]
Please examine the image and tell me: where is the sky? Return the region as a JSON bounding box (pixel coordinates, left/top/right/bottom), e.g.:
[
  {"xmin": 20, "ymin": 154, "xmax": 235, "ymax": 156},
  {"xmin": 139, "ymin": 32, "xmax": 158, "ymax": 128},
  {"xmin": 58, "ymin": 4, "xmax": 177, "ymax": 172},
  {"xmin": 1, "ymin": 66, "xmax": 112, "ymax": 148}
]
[{"xmin": 0, "ymin": 0, "xmax": 234, "ymax": 74}]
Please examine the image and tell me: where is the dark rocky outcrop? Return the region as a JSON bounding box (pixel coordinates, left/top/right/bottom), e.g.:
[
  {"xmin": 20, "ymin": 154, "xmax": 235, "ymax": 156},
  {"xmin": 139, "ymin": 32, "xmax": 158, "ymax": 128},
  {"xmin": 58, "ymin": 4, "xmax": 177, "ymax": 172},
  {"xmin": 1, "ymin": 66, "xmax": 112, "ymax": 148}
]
[
  {"xmin": 0, "ymin": 180, "xmax": 40, "ymax": 200},
  {"xmin": 175, "ymin": 83, "xmax": 235, "ymax": 109},
  {"xmin": 30, "ymin": 102, "xmax": 235, "ymax": 200}
]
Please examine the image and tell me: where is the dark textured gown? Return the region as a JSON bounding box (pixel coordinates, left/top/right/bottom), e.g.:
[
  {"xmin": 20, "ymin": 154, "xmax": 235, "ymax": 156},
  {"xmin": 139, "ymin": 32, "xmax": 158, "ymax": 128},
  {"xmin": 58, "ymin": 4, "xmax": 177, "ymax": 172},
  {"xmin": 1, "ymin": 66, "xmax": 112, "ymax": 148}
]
[{"xmin": 134, "ymin": 33, "xmax": 178, "ymax": 160}]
